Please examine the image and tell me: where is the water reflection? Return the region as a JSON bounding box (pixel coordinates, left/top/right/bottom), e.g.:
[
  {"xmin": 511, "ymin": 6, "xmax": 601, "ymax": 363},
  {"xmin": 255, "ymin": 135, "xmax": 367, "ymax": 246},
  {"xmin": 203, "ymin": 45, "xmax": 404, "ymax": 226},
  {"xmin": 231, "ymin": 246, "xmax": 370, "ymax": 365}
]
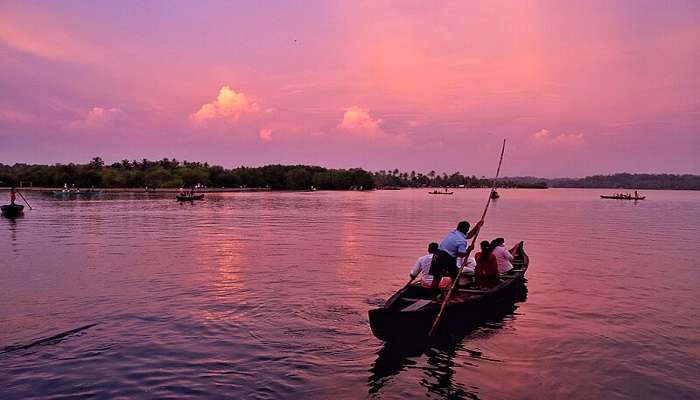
[{"xmin": 368, "ymin": 285, "xmax": 528, "ymax": 399}]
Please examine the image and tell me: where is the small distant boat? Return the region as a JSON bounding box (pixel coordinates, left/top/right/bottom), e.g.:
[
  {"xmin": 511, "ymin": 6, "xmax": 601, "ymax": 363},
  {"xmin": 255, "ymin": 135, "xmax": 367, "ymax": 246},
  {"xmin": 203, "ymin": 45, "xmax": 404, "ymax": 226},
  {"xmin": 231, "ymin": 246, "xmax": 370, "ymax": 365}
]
[
  {"xmin": 490, "ymin": 189, "xmax": 500, "ymax": 199},
  {"xmin": 53, "ymin": 190, "xmax": 102, "ymax": 197},
  {"xmin": 176, "ymin": 194, "xmax": 204, "ymax": 201},
  {"xmin": 429, "ymin": 189, "xmax": 453, "ymax": 195},
  {"xmin": 600, "ymin": 195, "xmax": 645, "ymax": 200},
  {"xmin": 1, "ymin": 203, "xmax": 24, "ymax": 218}
]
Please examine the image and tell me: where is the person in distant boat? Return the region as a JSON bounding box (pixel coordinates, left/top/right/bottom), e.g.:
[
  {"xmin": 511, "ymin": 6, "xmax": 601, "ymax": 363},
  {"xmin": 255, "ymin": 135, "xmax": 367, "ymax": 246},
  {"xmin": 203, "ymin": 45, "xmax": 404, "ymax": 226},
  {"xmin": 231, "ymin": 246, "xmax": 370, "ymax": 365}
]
[
  {"xmin": 634, "ymin": 190, "xmax": 638, "ymax": 198},
  {"xmin": 10, "ymin": 186, "xmax": 16, "ymax": 205},
  {"xmin": 409, "ymin": 242, "xmax": 451, "ymax": 289},
  {"xmin": 474, "ymin": 240, "xmax": 500, "ymax": 287},
  {"xmin": 429, "ymin": 220, "xmax": 483, "ymax": 298}
]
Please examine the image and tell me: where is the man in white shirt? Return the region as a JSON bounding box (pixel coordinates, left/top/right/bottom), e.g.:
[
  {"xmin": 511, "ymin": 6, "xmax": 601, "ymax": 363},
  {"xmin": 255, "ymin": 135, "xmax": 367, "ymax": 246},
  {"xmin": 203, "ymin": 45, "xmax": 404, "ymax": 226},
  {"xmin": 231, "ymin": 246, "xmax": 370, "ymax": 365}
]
[
  {"xmin": 492, "ymin": 237, "xmax": 515, "ymax": 273},
  {"xmin": 409, "ymin": 242, "xmax": 451, "ymax": 289}
]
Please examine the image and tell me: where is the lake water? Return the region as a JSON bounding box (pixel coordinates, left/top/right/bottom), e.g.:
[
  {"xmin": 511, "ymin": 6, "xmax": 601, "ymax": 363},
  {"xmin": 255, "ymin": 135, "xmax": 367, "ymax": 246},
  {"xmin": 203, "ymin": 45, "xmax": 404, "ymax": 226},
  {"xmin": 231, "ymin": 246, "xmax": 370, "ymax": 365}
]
[{"xmin": 1, "ymin": 188, "xmax": 698, "ymax": 399}]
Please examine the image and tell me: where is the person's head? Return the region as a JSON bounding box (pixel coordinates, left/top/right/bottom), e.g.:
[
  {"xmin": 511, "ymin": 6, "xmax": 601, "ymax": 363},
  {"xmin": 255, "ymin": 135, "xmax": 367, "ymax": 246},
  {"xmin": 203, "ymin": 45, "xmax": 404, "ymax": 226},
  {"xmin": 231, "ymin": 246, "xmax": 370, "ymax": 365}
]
[
  {"xmin": 479, "ymin": 240, "xmax": 493, "ymax": 261},
  {"xmin": 480, "ymin": 240, "xmax": 490, "ymax": 252},
  {"xmin": 493, "ymin": 237, "xmax": 505, "ymax": 246},
  {"xmin": 456, "ymin": 220, "xmax": 470, "ymax": 234},
  {"xmin": 427, "ymin": 242, "xmax": 439, "ymax": 254}
]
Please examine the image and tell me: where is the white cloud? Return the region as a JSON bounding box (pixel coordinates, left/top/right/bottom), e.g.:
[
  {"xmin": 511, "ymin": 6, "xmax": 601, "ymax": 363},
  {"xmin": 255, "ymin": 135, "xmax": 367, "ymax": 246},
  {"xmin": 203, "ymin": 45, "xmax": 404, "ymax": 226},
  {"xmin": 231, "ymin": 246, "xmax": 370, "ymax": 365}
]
[
  {"xmin": 66, "ymin": 106, "xmax": 122, "ymax": 132},
  {"xmin": 190, "ymin": 86, "xmax": 258, "ymax": 124},
  {"xmin": 530, "ymin": 128, "xmax": 550, "ymax": 140},
  {"xmin": 529, "ymin": 129, "xmax": 584, "ymax": 146},
  {"xmin": 339, "ymin": 105, "xmax": 382, "ymax": 133}
]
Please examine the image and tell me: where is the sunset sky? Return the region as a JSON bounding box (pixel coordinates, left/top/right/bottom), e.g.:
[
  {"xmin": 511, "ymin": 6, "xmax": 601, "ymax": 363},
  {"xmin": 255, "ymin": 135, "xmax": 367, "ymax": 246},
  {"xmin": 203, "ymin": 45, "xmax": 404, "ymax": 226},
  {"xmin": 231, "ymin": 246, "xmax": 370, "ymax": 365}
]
[{"xmin": 1, "ymin": 1, "xmax": 698, "ymax": 177}]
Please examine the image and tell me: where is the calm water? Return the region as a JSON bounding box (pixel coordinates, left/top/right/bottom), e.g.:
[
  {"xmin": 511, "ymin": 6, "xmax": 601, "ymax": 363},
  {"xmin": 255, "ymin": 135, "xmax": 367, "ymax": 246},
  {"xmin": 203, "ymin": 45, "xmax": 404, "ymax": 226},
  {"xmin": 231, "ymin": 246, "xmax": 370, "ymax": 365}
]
[{"xmin": 1, "ymin": 189, "xmax": 698, "ymax": 399}]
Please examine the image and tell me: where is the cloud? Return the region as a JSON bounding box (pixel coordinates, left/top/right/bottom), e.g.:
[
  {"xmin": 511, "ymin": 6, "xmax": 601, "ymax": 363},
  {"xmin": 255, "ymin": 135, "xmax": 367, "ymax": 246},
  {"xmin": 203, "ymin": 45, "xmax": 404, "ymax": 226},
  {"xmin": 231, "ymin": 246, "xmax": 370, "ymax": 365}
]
[
  {"xmin": 530, "ymin": 129, "xmax": 550, "ymax": 140},
  {"xmin": 529, "ymin": 129, "xmax": 584, "ymax": 147},
  {"xmin": 259, "ymin": 128, "xmax": 272, "ymax": 142},
  {"xmin": 336, "ymin": 105, "xmax": 411, "ymax": 145},
  {"xmin": 66, "ymin": 106, "xmax": 122, "ymax": 132},
  {"xmin": 190, "ymin": 86, "xmax": 258, "ymax": 124},
  {"xmin": 338, "ymin": 105, "xmax": 383, "ymax": 135}
]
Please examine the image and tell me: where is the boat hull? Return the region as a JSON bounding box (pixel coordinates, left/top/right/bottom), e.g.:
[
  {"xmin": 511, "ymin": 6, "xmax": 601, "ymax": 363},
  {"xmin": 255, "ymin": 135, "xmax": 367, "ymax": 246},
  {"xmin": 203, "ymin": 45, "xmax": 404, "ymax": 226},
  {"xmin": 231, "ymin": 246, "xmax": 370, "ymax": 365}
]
[
  {"xmin": 600, "ymin": 195, "xmax": 645, "ymax": 200},
  {"xmin": 369, "ymin": 275, "xmax": 526, "ymax": 342},
  {"xmin": 176, "ymin": 194, "xmax": 204, "ymax": 201},
  {"xmin": 1, "ymin": 204, "xmax": 24, "ymax": 218}
]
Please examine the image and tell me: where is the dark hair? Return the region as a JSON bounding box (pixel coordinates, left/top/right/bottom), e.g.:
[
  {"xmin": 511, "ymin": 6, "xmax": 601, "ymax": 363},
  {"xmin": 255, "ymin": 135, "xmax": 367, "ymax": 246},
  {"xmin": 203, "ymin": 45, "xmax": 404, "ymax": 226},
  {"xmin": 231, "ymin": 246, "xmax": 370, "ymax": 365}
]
[
  {"xmin": 456, "ymin": 221, "xmax": 470, "ymax": 233},
  {"xmin": 479, "ymin": 240, "xmax": 494, "ymax": 262},
  {"xmin": 428, "ymin": 242, "xmax": 439, "ymax": 253},
  {"xmin": 493, "ymin": 237, "xmax": 505, "ymax": 246}
]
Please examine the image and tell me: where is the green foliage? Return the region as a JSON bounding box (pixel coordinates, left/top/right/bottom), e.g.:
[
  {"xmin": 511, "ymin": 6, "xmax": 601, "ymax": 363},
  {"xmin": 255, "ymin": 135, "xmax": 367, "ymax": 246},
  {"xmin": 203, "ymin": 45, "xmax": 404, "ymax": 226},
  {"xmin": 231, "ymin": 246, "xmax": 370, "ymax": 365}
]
[
  {"xmin": 0, "ymin": 158, "xmax": 377, "ymax": 190},
  {"xmin": 549, "ymin": 173, "xmax": 700, "ymax": 190}
]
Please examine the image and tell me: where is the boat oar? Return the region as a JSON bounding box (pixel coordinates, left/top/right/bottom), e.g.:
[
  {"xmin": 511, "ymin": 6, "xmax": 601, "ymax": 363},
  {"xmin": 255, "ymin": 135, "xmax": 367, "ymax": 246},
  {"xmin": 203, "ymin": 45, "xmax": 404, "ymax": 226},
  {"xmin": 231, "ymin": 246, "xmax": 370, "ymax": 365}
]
[
  {"xmin": 428, "ymin": 139, "xmax": 506, "ymax": 337},
  {"xmin": 16, "ymin": 190, "xmax": 33, "ymax": 210}
]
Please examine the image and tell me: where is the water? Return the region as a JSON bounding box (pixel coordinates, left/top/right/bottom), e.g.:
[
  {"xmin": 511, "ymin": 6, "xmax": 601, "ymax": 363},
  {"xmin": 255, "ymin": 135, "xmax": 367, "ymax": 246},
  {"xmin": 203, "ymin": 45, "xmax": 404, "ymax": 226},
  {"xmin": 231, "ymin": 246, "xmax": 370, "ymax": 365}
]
[{"xmin": 1, "ymin": 189, "xmax": 698, "ymax": 399}]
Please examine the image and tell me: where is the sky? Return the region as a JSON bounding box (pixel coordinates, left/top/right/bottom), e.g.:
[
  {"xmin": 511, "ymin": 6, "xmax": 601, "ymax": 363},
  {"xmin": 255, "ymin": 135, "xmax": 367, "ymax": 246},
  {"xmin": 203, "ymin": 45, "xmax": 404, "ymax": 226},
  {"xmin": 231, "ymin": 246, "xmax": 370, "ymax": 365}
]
[{"xmin": 0, "ymin": 0, "xmax": 698, "ymax": 177}]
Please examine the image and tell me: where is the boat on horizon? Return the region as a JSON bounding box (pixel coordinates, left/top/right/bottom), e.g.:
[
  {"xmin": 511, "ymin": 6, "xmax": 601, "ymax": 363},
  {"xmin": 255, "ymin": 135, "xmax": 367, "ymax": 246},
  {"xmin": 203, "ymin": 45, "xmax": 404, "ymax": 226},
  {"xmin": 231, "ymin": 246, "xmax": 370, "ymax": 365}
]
[
  {"xmin": 600, "ymin": 194, "xmax": 645, "ymax": 200},
  {"xmin": 428, "ymin": 188, "xmax": 453, "ymax": 195},
  {"xmin": 176, "ymin": 193, "xmax": 204, "ymax": 201},
  {"xmin": 490, "ymin": 189, "xmax": 500, "ymax": 199}
]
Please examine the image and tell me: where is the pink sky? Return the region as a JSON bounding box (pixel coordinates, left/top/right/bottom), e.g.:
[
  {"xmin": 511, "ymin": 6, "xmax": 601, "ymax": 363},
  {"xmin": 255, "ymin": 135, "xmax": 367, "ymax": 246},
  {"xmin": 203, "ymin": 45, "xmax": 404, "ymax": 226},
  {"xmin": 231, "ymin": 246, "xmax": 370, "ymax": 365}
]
[{"xmin": 0, "ymin": 1, "xmax": 698, "ymax": 177}]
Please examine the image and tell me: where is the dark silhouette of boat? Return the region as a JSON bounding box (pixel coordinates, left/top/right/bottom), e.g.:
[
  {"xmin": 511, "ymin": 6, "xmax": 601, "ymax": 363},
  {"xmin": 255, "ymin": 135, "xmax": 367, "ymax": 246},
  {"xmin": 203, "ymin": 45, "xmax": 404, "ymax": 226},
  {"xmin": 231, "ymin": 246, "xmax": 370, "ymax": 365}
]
[
  {"xmin": 600, "ymin": 195, "xmax": 645, "ymax": 200},
  {"xmin": 176, "ymin": 194, "xmax": 204, "ymax": 201},
  {"xmin": 53, "ymin": 190, "xmax": 102, "ymax": 197},
  {"xmin": 428, "ymin": 189, "xmax": 454, "ymax": 195},
  {"xmin": 368, "ymin": 243, "xmax": 529, "ymax": 343},
  {"xmin": 490, "ymin": 189, "xmax": 499, "ymax": 199},
  {"xmin": 1, "ymin": 204, "xmax": 24, "ymax": 218}
]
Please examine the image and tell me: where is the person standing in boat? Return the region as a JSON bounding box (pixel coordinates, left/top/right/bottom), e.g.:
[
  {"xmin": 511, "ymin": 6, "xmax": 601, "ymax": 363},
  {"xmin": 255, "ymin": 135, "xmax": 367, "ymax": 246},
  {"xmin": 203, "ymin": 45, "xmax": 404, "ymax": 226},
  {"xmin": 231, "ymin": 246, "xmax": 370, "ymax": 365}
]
[
  {"xmin": 429, "ymin": 220, "xmax": 483, "ymax": 298},
  {"xmin": 10, "ymin": 186, "xmax": 16, "ymax": 205},
  {"xmin": 409, "ymin": 242, "xmax": 452, "ymax": 289}
]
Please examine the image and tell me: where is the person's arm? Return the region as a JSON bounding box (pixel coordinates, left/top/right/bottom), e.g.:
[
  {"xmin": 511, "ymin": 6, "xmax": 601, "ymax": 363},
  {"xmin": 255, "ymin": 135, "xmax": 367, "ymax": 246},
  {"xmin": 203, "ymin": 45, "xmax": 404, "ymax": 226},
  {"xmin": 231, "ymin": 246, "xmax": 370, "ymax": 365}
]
[
  {"xmin": 456, "ymin": 243, "xmax": 474, "ymax": 258},
  {"xmin": 410, "ymin": 257, "xmax": 422, "ymax": 279},
  {"xmin": 503, "ymin": 246, "xmax": 514, "ymax": 261},
  {"xmin": 467, "ymin": 220, "xmax": 484, "ymax": 239}
]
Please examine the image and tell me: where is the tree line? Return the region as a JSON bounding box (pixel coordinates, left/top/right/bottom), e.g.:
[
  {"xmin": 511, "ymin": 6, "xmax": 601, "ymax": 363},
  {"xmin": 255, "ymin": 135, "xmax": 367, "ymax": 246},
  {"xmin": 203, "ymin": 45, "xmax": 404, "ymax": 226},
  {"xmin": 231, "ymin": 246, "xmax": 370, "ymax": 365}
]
[
  {"xmin": 0, "ymin": 158, "xmax": 375, "ymax": 190},
  {"xmin": 372, "ymin": 170, "xmax": 548, "ymax": 189},
  {"xmin": 1, "ymin": 159, "xmax": 696, "ymax": 190},
  {"xmin": 549, "ymin": 173, "xmax": 700, "ymax": 190}
]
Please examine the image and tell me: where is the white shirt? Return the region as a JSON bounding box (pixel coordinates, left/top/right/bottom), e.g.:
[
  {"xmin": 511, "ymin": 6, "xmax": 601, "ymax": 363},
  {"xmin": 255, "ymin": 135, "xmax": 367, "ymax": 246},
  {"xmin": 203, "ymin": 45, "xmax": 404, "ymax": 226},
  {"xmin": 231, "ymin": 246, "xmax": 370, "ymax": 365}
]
[
  {"xmin": 410, "ymin": 253, "xmax": 435, "ymax": 283},
  {"xmin": 493, "ymin": 244, "xmax": 514, "ymax": 273}
]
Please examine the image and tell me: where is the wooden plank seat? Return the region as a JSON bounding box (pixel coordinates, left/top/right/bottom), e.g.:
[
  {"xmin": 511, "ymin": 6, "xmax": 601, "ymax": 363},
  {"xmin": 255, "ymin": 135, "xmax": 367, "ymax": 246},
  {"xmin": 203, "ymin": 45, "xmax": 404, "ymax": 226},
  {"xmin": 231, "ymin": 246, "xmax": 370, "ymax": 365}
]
[{"xmin": 401, "ymin": 299, "xmax": 433, "ymax": 312}]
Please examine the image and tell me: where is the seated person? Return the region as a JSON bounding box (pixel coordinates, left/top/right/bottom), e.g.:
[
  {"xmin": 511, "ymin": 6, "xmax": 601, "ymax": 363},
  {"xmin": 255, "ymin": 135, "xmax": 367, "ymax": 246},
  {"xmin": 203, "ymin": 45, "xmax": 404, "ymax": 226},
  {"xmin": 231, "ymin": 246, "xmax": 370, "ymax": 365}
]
[
  {"xmin": 409, "ymin": 242, "xmax": 452, "ymax": 289},
  {"xmin": 492, "ymin": 237, "xmax": 516, "ymax": 274},
  {"xmin": 456, "ymin": 255, "xmax": 477, "ymax": 274},
  {"xmin": 474, "ymin": 240, "xmax": 500, "ymax": 287}
]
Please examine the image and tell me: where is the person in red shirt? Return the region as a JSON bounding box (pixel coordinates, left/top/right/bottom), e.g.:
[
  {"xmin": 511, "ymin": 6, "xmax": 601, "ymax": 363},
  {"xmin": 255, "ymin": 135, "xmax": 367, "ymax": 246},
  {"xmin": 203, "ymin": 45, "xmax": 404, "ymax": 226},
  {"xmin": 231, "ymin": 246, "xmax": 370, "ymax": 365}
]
[
  {"xmin": 10, "ymin": 186, "xmax": 16, "ymax": 205},
  {"xmin": 474, "ymin": 240, "xmax": 500, "ymax": 287}
]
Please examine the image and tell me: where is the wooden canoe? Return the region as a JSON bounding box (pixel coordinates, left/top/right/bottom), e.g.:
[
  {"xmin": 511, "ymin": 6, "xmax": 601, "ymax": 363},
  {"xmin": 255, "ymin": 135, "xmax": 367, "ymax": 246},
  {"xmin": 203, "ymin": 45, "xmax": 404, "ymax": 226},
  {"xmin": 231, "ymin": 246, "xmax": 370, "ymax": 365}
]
[
  {"xmin": 368, "ymin": 243, "xmax": 529, "ymax": 342},
  {"xmin": 176, "ymin": 194, "xmax": 204, "ymax": 201},
  {"xmin": 600, "ymin": 195, "xmax": 645, "ymax": 200},
  {"xmin": 1, "ymin": 204, "xmax": 24, "ymax": 218}
]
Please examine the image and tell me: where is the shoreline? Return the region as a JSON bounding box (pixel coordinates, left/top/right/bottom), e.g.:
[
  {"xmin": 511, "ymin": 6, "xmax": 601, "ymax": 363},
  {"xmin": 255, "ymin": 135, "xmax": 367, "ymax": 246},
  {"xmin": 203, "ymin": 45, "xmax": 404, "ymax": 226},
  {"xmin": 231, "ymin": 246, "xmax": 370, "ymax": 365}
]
[{"xmin": 0, "ymin": 187, "xmax": 273, "ymax": 193}]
